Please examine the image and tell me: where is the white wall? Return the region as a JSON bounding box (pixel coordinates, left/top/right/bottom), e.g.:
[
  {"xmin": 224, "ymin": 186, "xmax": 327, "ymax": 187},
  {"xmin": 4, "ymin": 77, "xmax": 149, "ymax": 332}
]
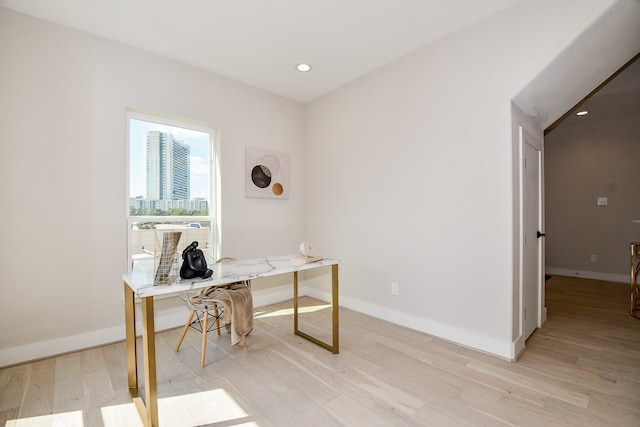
[
  {"xmin": 0, "ymin": 8, "xmax": 305, "ymax": 366},
  {"xmin": 303, "ymin": 0, "xmax": 619, "ymax": 359},
  {"xmin": 0, "ymin": 0, "xmax": 633, "ymax": 366}
]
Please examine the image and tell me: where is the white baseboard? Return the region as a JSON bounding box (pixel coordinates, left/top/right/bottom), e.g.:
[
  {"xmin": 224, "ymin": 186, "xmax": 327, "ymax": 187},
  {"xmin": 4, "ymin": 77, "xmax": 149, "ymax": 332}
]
[
  {"xmin": 0, "ymin": 325, "xmax": 124, "ymax": 369},
  {"xmin": 3, "ymin": 282, "xmax": 541, "ymax": 367},
  {"xmin": 512, "ymin": 335, "xmax": 527, "ymax": 360},
  {"xmin": 545, "ymin": 267, "xmax": 629, "ymax": 283},
  {"xmin": 304, "ymin": 288, "xmax": 518, "ymax": 361},
  {"xmin": 0, "ymin": 283, "xmax": 301, "ymax": 368}
]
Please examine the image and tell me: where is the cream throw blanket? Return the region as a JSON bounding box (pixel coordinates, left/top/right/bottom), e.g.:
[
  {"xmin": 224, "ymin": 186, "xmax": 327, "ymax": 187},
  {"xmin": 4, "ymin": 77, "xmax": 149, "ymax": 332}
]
[{"xmin": 193, "ymin": 283, "xmax": 253, "ymax": 349}]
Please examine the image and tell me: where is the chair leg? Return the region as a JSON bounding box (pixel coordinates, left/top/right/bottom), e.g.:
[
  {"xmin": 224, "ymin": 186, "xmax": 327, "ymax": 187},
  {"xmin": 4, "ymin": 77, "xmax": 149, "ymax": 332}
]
[
  {"xmin": 175, "ymin": 309, "xmax": 196, "ymax": 352},
  {"xmin": 201, "ymin": 310, "xmax": 208, "ymax": 368},
  {"xmin": 214, "ymin": 304, "xmax": 221, "ymax": 336}
]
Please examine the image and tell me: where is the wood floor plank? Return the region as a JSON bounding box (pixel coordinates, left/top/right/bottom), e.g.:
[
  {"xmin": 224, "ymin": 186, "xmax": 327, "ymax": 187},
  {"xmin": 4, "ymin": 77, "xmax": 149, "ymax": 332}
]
[
  {"xmin": 356, "ymin": 342, "xmax": 462, "ymax": 402},
  {"xmin": 0, "ymin": 406, "xmax": 20, "ymax": 427},
  {"xmin": 587, "ymin": 389, "xmax": 640, "ymax": 425},
  {"xmin": 1, "ymin": 275, "xmax": 639, "ymax": 426},
  {"xmin": 0, "ymin": 365, "xmax": 29, "ymax": 412},
  {"xmin": 52, "ymin": 352, "xmax": 85, "ymax": 414},
  {"xmin": 80, "ymin": 347, "xmax": 116, "ymax": 427},
  {"xmin": 17, "ymin": 358, "xmax": 55, "ymax": 419},
  {"xmin": 101, "ymin": 341, "xmax": 129, "ymax": 393},
  {"xmin": 465, "ymin": 359, "xmax": 590, "ymax": 408}
]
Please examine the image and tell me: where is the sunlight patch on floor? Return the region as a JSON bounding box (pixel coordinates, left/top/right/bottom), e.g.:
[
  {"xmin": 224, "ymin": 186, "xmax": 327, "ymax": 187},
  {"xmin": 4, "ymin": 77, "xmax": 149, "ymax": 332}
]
[
  {"xmin": 157, "ymin": 388, "xmax": 250, "ymax": 426},
  {"xmin": 100, "ymin": 401, "xmax": 143, "ymax": 427},
  {"xmin": 102, "ymin": 388, "xmax": 255, "ymax": 426},
  {"xmin": 7, "ymin": 389, "xmax": 258, "ymax": 427},
  {"xmin": 254, "ymin": 303, "xmax": 331, "ymax": 319},
  {"xmin": 5, "ymin": 410, "xmax": 84, "ymax": 427}
]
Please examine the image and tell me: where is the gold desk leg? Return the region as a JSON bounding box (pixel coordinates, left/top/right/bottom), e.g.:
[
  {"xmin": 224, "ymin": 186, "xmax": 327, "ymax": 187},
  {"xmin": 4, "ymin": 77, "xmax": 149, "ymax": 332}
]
[
  {"xmin": 124, "ymin": 283, "xmax": 159, "ymax": 426},
  {"xmin": 141, "ymin": 296, "xmax": 159, "ymax": 426},
  {"xmin": 293, "ymin": 271, "xmax": 299, "ymax": 334},
  {"xmin": 331, "ymin": 263, "xmax": 339, "ymax": 353},
  {"xmin": 631, "ymin": 243, "xmax": 640, "ymax": 319},
  {"xmin": 293, "ymin": 265, "xmax": 340, "ymax": 354},
  {"xmin": 124, "ymin": 283, "xmax": 138, "ymax": 394}
]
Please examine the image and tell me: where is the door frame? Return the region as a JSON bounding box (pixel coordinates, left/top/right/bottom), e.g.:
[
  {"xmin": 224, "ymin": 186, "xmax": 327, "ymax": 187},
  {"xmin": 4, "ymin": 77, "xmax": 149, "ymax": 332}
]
[{"xmin": 517, "ymin": 125, "xmax": 547, "ymax": 352}]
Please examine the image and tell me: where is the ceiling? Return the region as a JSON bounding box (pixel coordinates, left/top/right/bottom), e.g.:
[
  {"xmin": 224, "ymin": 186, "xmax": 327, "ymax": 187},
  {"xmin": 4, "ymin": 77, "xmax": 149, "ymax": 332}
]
[
  {"xmin": 0, "ymin": 0, "xmax": 523, "ymax": 103},
  {"xmin": 554, "ymin": 56, "xmax": 640, "ymax": 130}
]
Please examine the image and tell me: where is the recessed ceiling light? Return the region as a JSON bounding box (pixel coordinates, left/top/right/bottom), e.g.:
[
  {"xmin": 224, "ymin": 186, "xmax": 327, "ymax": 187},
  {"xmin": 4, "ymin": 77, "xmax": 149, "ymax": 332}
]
[
  {"xmin": 576, "ymin": 110, "xmax": 589, "ymax": 116},
  {"xmin": 296, "ymin": 63, "xmax": 312, "ymax": 72}
]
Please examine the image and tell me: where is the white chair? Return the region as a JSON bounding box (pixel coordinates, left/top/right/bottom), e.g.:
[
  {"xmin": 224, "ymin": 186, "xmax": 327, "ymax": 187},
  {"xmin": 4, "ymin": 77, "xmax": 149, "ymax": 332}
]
[{"xmin": 174, "ymin": 258, "xmax": 251, "ymax": 367}]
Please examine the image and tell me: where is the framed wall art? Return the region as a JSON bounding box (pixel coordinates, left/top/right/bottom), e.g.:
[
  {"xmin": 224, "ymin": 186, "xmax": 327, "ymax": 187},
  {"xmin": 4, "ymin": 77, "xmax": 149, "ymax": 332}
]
[{"xmin": 245, "ymin": 147, "xmax": 289, "ymax": 199}]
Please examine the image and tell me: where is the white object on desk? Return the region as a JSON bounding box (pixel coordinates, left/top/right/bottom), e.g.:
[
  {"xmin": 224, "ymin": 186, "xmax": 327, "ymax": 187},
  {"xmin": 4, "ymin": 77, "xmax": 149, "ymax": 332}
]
[
  {"xmin": 300, "ymin": 240, "xmax": 314, "ymax": 256},
  {"xmin": 293, "ymin": 241, "xmax": 323, "ymax": 264}
]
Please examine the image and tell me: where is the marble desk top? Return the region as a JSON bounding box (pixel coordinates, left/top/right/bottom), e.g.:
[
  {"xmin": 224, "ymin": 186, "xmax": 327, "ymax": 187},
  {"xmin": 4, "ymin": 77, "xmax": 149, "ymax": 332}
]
[{"xmin": 123, "ymin": 255, "xmax": 339, "ymax": 298}]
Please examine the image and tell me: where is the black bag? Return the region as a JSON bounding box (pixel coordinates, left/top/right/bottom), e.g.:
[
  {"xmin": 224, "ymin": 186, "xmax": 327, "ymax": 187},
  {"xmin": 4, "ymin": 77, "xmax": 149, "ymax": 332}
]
[{"xmin": 180, "ymin": 241, "xmax": 213, "ymax": 279}]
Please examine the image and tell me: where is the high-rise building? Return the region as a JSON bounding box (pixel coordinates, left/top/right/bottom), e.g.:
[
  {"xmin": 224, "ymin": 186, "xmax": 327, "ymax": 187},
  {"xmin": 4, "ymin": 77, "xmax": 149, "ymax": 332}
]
[{"xmin": 146, "ymin": 131, "xmax": 190, "ymax": 200}]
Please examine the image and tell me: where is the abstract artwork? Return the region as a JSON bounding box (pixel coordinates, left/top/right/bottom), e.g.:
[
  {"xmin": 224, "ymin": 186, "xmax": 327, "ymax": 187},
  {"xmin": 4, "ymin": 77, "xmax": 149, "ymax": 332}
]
[{"xmin": 245, "ymin": 147, "xmax": 289, "ymax": 199}]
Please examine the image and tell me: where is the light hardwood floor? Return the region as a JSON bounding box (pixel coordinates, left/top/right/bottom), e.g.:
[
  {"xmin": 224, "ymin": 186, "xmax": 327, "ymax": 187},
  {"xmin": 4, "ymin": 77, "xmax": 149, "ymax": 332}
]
[{"xmin": 1, "ymin": 276, "xmax": 639, "ymax": 426}]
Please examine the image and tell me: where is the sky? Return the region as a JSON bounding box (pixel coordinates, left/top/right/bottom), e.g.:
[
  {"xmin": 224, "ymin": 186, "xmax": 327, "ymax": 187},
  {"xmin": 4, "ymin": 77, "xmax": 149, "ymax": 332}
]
[{"xmin": 129, "ymin": 118, "xmax": 211, "ymax": 201}]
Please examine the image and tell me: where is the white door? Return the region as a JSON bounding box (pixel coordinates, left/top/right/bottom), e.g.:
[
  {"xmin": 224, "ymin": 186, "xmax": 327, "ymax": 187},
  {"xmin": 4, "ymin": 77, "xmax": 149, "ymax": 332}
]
[{"xmin": 523, "ymin": 137, "xmax": 542, "ymax": 339}]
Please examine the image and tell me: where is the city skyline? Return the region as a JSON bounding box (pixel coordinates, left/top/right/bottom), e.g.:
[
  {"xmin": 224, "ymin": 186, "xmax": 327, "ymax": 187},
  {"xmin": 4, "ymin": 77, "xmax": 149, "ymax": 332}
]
[
  {"xmin": 146, "ymin": 130, "xmax": 191, "ymax": 200},
  {"xmin": 129, "ymin": 118, "xmax": 211, "ymax": 202}
]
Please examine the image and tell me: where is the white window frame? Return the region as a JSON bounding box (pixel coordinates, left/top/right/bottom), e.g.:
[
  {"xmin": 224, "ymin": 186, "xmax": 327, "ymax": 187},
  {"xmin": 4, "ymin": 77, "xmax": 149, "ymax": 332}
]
[{"xmin": 126, "ymin": 110, "xmax": 221, "ymax": 273}]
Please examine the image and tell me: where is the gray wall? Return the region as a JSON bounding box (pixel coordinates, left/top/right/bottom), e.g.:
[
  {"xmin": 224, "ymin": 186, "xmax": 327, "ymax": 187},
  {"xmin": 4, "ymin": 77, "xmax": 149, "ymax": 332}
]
[{"xmin": 545, "ymin": 112, "xmax": 640, "ymax": 281}]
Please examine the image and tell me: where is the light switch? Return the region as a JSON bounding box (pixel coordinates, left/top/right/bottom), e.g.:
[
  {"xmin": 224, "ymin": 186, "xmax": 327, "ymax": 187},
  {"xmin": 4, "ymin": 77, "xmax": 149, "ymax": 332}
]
[{"xmin": 597, "ymin": 197, "xmax": 608, "ymax": 206}]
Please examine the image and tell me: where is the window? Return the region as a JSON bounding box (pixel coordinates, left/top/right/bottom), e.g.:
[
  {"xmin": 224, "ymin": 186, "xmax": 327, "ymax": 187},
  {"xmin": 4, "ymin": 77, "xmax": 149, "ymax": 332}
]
[{"xmin": 127, "ymin": 112, "xmax": 219, "ymax": 274}]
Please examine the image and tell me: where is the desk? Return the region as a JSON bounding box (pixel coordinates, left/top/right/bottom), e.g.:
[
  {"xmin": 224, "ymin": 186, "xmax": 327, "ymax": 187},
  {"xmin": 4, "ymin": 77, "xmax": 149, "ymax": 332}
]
[{"xmin": 123, "ymin": 255, "xmax": 339, "ymax": 427}]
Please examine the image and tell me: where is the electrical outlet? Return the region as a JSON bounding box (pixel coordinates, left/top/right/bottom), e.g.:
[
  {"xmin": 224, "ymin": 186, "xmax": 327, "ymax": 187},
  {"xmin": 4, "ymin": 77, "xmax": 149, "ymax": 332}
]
[
  {"xmin": 597, "ymin": 197, "xmax": 608, "ymax": 206},
  {"xmin": 590, "ymin": 254, "xmax": 598, "ymax": 263},
  {"xmin": 391, "ymin": 282, "xmax": 399, "ymax": 296}
]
